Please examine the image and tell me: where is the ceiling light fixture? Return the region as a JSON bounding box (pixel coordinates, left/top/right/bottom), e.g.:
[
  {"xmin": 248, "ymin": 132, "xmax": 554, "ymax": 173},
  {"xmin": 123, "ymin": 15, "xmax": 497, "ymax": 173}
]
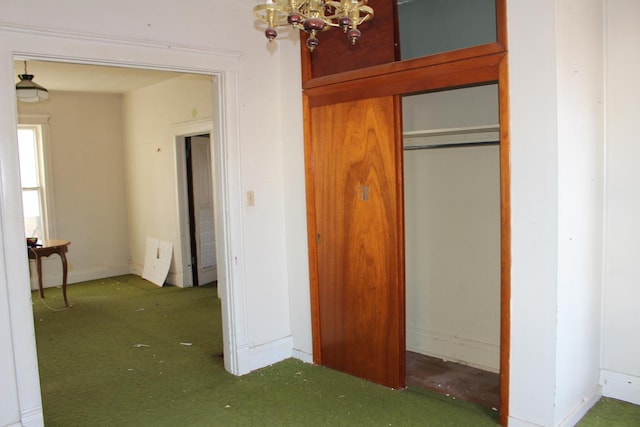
[
  {"xmin": 254, "ymin": 0, "xmax": 374, "ymax": 51},
  {"xmin": 16, "ymin": 61, "xmax": 49, "ymax": 103}
]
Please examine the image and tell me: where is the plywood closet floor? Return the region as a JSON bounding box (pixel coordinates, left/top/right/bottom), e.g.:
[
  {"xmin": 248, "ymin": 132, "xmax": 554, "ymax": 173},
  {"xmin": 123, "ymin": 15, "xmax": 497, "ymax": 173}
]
[{"xmin": 406, "ymin": 351, "xmax": 500, "ymax": 410}]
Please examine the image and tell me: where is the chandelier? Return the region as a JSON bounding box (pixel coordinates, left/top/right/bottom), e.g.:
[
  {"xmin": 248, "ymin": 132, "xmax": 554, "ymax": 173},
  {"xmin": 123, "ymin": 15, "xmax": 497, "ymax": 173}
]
[{"xmin": 253, "ymin": 0, "xmax": 374, "ymax": 51}]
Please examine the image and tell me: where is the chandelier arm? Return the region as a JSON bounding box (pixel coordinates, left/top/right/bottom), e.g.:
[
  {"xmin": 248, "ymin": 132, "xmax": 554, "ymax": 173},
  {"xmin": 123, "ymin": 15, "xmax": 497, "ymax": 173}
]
[
  {"xmin": 254, "ymin": 3, "xmax": 290, "ymax": 28},
  {"xmin": 358, "ymin": 5, "xmax": 374, "ymax": 20}
]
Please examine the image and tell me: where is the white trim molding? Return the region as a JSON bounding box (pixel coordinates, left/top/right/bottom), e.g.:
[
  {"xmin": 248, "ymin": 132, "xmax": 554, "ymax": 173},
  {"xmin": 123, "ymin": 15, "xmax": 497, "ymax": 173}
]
[
  {"xmin": 20, "ymin": 405, "xmax": 44, "ymax": 427},
  {"xmin": 600, "ymin": 369, "xmax": 640, "ymax": 405},
  {"xmin": 249, "ymin": 337, "xmax": 294, "ymax": 372},
  {"xmin": 556, "ymin": 385, "xmax": 601, "ymax": 427}
]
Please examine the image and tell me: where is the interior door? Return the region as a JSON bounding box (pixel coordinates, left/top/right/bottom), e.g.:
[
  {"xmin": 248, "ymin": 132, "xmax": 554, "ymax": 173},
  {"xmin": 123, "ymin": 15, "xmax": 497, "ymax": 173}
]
[
  {"xmin": 189, "ymin": 135, "xmax": 217, "ymax": 285},
  {"xmin": 309, "ymin": 95, "xmax": 405, "ymax": 389}
]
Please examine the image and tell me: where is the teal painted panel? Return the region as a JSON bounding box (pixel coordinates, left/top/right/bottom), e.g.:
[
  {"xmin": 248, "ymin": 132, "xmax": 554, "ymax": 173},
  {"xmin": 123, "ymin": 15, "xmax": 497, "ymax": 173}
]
[{"xmin": 398, "ymin": 0, "xmax": 497, "ymax": 59}]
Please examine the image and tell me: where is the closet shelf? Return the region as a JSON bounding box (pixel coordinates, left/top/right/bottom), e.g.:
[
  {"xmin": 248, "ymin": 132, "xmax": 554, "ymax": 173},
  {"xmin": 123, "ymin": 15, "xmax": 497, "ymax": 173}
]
[{"xmin": 403, "ymin": 124, "xmax": 500, "ymax": 150}]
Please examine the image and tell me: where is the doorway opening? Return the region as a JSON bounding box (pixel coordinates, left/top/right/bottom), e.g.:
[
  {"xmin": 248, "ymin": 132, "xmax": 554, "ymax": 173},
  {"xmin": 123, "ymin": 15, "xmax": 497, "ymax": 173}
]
[
  {"xmin": 403, "ymin": 84, "xmax": 501, "ymax": 410},
  {"xmin": 12, "ymin": 57, "xmax": 234, "ymax": 418},
  {"xmin": 178, "ymin": 132, "xmax": 218, "ymax": 288}
]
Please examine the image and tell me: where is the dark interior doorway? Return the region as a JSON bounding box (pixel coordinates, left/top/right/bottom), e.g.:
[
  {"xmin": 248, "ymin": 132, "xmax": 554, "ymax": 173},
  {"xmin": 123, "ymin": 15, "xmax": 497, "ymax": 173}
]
[
  {"xmin": 184, "ymin": 133, "xmax": 216, "ymax": 287},
  {"xmin": 185, "ymin": 135, "xmax": 199, "ymax": 286}
]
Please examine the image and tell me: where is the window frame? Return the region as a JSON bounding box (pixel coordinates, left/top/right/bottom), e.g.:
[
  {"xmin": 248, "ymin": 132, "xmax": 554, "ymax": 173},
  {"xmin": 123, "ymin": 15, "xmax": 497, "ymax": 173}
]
[{"xmin": 18, "ymin": 115, "xmax": 55, "ymax": 241}]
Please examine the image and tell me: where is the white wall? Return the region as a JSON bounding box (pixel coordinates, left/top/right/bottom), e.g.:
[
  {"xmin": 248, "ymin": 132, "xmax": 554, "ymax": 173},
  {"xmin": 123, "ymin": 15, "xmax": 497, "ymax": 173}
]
[
  {"xmin": 0, "ymin": 1, "xmax": 307, "ymax": 425},
  {"xmin": 403, "ymin": 85, "xmax": 501, "ymax": 372},
  {"xmin": 280, "ymin": 38, "xmax": 309, "ymax": 361},
  {"xmin": 403, "ymin": 85, "xmax": 499, "ymax": 131},
  {"xmin": 554, "ymin": 0, "xmax": 605, "ymax": 423},
  {"xmin": 602, "ymin": 0, "xmax": 640, "ymax": 405},
  {"xmin": 3, "ymin": 2, "xmax": 635, "ymax": 427},
  {"xmin": 18, "ymin": 92, "xmax": 131, "ymax": 289},
  {"xmin": 122, "ymin": 74, "xmax": 213, "ymax": 285},
  {"xmin": 508, "ymin": 1, "xmax": 604, "ymax": 426},
  {"xmin": 405, "ymin": 146, "xmax": 500, "ymax": 370}
]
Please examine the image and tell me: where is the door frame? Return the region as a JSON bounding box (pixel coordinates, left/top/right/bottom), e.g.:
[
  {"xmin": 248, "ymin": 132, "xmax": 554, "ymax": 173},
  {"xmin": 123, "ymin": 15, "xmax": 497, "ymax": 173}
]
[
  {"xmin": 0, "ymin": 28, "xmax": 249, "ymax": 424},
  {"xmin": 305, "ymin": 58, "xmax": 511, "ymax": 423},
  {"xmin": 174, "ymin": 121, "xmax": 214, "ymax": 288}
]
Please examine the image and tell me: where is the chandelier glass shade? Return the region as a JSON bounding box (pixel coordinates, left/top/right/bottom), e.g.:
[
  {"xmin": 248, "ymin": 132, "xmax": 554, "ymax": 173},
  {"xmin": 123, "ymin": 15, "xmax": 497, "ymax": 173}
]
[
  {"xmin": 254, "ymin": 0, "xmax": 374, "ymax": 51},
  {"xmin": 16, "ymin": 61, "xmax": 49, "ymax": 103}
]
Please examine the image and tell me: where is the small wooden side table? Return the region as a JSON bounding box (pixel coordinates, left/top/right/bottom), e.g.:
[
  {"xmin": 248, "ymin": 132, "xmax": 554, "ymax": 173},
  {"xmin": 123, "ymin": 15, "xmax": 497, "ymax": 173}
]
[{"xmin": 28, "ymin": 239, "xmax": 71, "ymax": 307}]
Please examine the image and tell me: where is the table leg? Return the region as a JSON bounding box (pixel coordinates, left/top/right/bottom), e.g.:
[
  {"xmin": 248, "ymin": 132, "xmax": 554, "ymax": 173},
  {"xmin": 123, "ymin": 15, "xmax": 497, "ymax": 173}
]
[
  {"xmin": 35, "ymin": 254, "xmax": 44, "ymax": 299},
  {"xmin": 59, "ymin": 250, "xmax": 69, "ymax": 308}
]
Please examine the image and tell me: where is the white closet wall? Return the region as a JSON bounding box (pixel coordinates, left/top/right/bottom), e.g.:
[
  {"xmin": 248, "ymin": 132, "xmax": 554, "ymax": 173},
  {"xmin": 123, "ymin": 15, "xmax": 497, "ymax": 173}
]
[{"xmin": 404, "ymin": 85, "xmax": 501, "ymax": 372}]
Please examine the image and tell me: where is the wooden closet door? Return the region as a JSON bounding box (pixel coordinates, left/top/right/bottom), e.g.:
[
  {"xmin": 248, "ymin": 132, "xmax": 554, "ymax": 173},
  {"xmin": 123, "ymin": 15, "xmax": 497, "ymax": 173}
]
[{"xmin": 309, "ymin": 95, "xmax": 405, "ymax": 389}]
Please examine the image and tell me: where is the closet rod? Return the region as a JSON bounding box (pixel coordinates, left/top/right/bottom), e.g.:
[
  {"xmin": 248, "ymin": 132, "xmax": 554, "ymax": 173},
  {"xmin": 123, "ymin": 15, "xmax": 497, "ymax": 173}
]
[{"xmin": 403, "ymin": 141, "xmax": 499, "ymax": 151}]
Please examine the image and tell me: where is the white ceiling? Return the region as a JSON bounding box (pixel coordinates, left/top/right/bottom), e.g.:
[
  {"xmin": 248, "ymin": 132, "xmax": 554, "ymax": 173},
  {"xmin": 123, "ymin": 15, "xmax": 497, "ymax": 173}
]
[{"xmin": 13, "ymin": 60, "xmax": 187, "ymax": 94}]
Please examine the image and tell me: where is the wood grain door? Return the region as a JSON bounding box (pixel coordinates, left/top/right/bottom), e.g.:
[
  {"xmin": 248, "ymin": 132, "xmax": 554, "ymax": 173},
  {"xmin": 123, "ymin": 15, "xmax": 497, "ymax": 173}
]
[{"xmin": 308, "ymin": 95, "xmax": 405, "ymax": 389}]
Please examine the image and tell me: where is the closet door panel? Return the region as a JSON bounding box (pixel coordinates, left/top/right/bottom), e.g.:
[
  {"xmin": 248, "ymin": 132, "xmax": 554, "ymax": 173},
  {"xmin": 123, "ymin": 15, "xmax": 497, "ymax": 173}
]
[{"xmin": 309, "ymin": 96, "xmax": 405, "ymax": 389}]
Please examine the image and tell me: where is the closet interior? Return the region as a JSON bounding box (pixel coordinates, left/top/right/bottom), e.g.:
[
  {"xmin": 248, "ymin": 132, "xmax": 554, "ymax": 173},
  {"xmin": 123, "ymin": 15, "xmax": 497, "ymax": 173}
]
[{"xmin": 403, "ymin": 84, "xmax": 501, "ymax": 409}]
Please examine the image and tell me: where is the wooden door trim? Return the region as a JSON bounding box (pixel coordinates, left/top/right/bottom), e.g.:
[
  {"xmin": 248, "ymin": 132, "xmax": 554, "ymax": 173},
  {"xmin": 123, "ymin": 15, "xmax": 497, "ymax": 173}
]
[
  {"xmin": 498, "ymin": 56, "xmax": 511, "ymax": 427},
  {"xmin": 304, "ymin": 51, "xmax": 504, "ymax": 108},
  {"xmin": 303, "ymin": 94, "xmax": 323, "ymax": 364},
  {"xmin": 497, "ymin": 2, "xmax": 509, "ymax": 423},
  {"xmin": 304, "ymin": 42, "xmax": 504, "ymax": 90},
  {"xmin": 393, "ymin": 94, "xmax": 407, "ymax": 387},
  {"xmin": 496, "ymin": 0, "xmax": 509, "ymax": 51}
]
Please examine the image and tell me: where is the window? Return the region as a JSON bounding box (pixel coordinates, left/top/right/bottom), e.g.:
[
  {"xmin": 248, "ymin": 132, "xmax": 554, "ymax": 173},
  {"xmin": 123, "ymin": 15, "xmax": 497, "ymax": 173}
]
[{"xmin": 18, "ymin": 124, "xmax": 50, "ymax": 240}]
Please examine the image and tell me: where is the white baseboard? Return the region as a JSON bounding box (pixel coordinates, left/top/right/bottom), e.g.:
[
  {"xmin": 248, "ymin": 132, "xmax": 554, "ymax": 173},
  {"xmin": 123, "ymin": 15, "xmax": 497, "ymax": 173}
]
[
  {"xmin": 68, "ymin": 266, "xmax": 131, "ymax": 284},
  {"xmin": 507, "ymin": 416, "xmax": 545, "ymax": 427},
  {"xmin": 406, "ymin": 326, "xmax": 499, "ymax": 372},
  {"xmin": 249, "ymin": 336, "xmax": 294, "ymax": 371},
  {"xmin": 166, "ymin": 271, "xmax": 184, "ymax": 287},
  {"xmin": 29, "ymin": 264, "xmax": 131, "ymax": 290},
  {"xmin": 292, "ymin": 348, "xmax": 313, "ymax": 364},
  {"xmin": 557, "ymin": 385, "xmax": 602, "ymax": 427},
  {"xmin": 20, "ymin": 404, "xmax": 44, "ymax": 427},
  {"xmin": 508, "ymin": 386, "xmax": 602, "ymax": 427},
  {"xmin": 231, "ymin": 344, "xmax": 252, "ymax": 375},
  {"xmin": 130, "ymin": 262, "xmax": 181, "ymax": 287},
  {"xmin": 600, "ymin": 369, "xmax": 640, "ymax": 405},
  {"xmin": 130, "ymin": 262, "xmax": 143, "ymax": 277},
  {"xmin": 232, "ymin": 336, "xmax": 294, "ymax": 376}
]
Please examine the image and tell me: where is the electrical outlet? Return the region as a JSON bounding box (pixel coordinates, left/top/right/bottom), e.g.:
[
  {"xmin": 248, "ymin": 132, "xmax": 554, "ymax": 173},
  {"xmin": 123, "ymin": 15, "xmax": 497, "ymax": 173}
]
[{"xmin": 247, "ymin": 190, "xmax": 255, "ymax": 207}]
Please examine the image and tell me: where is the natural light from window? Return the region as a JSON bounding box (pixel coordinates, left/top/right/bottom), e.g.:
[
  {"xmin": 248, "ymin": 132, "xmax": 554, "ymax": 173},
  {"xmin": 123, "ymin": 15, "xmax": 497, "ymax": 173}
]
[{"xmin": 18, "ymin": 125, "xmax": 48, "ymax": 241}]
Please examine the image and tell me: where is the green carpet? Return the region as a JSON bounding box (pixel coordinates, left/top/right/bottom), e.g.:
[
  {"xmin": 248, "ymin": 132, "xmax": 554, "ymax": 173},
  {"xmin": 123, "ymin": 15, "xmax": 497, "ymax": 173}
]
[
  {"xmin": 578, "ymin": 398, "xmax": 640, "ymax": 427},
  {"xmin": 31, "ymin": 275, "xmax": 639, "ymax": 426}
]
